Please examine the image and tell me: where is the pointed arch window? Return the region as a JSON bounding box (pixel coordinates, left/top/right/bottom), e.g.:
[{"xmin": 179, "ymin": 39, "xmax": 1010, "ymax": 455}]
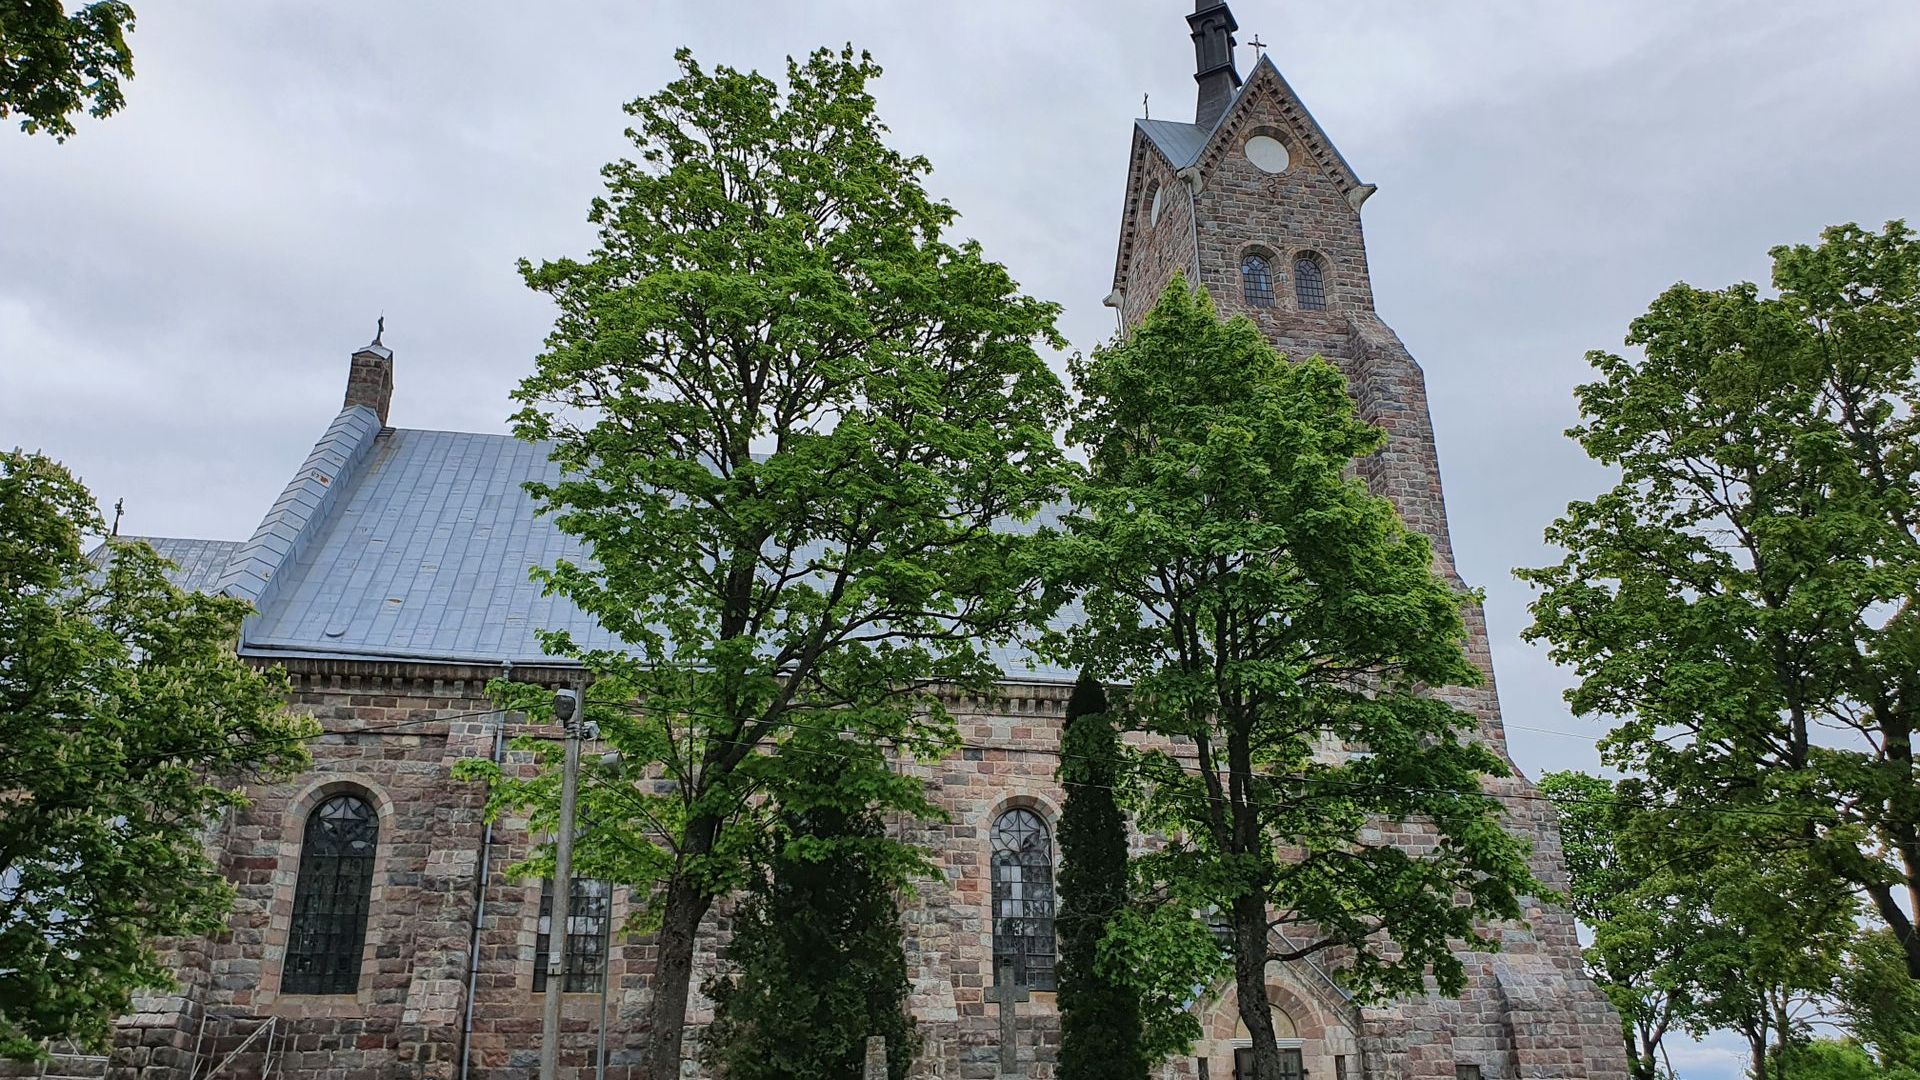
[
  {"xmin": 1294, "ymin": 253, "xmax": 1327, "ymax": 310},
  {"xmin": 1241, "ymin": 254, "xmax": 1276, "ymax": 308},
  {"xmin": 534, "ymin": 876, "xmax": 612, "ymax": 993},
  {"xmin": 990, "ymin": 808, "xmax": 1056, "ymax": 990},
  {"xmin": 283, "ymin": 792, "xmax": 378, "ymax": 994}
]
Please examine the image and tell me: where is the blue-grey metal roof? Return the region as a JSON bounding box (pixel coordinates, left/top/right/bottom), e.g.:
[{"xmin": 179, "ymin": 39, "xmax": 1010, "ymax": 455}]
[
  {"xmin": 1137, "ymin": 118, "xmax": 1211, "ymax": 169},
  {"xmin": 241, "ymin": 426, "xmax": 622, "ymax": 665},
  {"xmin": 89, "ymin": 536, "xmax": 243, "ymax": 594},
  {"xmin": 218, "ymin": 405, "xmax": 383, "ymax": 609},
  {"xmin": 232, "ymin": 416, "xmax": 1076, "ymax": 680}
]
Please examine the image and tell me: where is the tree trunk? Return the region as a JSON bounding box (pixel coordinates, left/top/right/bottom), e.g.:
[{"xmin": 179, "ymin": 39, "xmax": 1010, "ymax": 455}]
[
  {"xmin": 643, "ymin": 869, "xmax": 716, "ymax": 1080},
  {"xmin": 1231, "ymin": 892, "xmax": 1283, "ymax": 1080}
]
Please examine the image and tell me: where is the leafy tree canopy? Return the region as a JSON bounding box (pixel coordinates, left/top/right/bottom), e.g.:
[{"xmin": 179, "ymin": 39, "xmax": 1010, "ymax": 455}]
[
  {"xmin": 0, "ymin": 1, "xmax": 134, "ymax": 138},
  {"xmin": 459, "ymin": 45, "xmax": 1070, "ymax": 1079},
  {"xmin": 1521, "ymin": 221, "xmax": 1920, "ymax": 980},
  {"xmin": 1050, "ymin": 279, "xmax": 1537, "ymax": 1080},
  {"xmin": 0, "ymin": 450, "xmax": 311, "ymax": 1058}
]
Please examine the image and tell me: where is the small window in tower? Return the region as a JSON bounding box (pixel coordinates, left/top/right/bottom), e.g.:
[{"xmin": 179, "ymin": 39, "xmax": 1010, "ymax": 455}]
[
  {"xmin": 1241, "ymin": 255, "xmax": 1275, "ymax": 308},
  {"xmin": 1294, "ymin": 253, "xmax": 1327, "ymax": 311}
]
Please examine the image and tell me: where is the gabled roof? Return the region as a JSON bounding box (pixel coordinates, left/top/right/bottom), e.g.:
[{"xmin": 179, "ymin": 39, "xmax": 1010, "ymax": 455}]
[
  {"xmin": 89, "ymin": 536, "xmax": 243, "ymax": 594},
  {"xmin": 197, "ymin": 412, "xmax": 1077, "ymax": 680},
  {"xmin": 239, "ymin": 425, "xmax": 618, "ymax": 665},
  {"xmin": 1135, "ymin": 118, "xmax": 1212, "ymax": 170},
  {"xmin": 1113, "ymin": 54, "xmax": 1372, "ymax": 292}
]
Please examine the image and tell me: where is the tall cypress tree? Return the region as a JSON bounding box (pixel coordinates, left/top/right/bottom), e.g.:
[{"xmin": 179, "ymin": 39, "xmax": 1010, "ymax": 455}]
[{"xmin": 1056, "ymin": 672, "xmax": 1147, "ymax": 1080}]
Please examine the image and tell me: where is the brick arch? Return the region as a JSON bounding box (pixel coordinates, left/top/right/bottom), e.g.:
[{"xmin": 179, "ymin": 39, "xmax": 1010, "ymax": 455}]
[
  {"xmin": 1192, "ymin": 967, "xmax": 1357, "ymax": 1079},
  {"xmin": 258, "ymin": 774, "xmax": 399, "ymax": 1010}
]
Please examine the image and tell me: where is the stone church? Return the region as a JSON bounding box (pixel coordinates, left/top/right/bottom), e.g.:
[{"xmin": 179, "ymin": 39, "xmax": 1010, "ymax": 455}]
[{"xmin": 95, "ymin": 4, "xmax": 1627, "ymax": 1079}]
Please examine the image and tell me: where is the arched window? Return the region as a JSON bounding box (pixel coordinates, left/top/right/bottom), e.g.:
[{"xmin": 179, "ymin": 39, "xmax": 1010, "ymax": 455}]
[
  {"xmin": 534, "ymin": 876, "xmax": 612, "ymax": 992},
  {"xmin": 1241, "ymin": 254, "xmax": 1275, "ymax": 308},
  {"xmin": 283, "ymin": 792, "xmax": 378, "ymax": 994},
  {"xmin": 990, "ymin": 808, "xmax": 1055, "ymax": 990},
  {"xmin": 1294, "ymin": 253, "xmax": 1327, "ymax": 310}
]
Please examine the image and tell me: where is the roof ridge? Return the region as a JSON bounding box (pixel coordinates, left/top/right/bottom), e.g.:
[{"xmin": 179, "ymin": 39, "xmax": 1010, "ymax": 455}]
[{"xmin": 215, "ymin": 404, "xmax": 385, "ymax": 617}]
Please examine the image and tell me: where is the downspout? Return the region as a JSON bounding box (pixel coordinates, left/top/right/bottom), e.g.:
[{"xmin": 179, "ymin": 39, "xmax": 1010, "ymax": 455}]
[{"xmin": 457, "ymin": 661, "xmax": 511, "ymax": 1080}]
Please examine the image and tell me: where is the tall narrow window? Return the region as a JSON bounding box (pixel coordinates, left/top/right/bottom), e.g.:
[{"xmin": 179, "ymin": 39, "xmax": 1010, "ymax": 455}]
[
  {"xmin": 534, "ymin": 877, "xmax": 612, "ymax": 992},
  {"xmin": 1294, "ymin": 253, "xmax": 1327, "ymax": 310},
  {"xmin": 283, "ymin": 792, "xmax": 378, "ymax": 994},
  {"xmin": 1241, "ymin": 254, "xmax": 1275, "ymax": 308},
  {"xmin": 990, "ymin": 808, "xmax": 1055, "ymax": 990}
]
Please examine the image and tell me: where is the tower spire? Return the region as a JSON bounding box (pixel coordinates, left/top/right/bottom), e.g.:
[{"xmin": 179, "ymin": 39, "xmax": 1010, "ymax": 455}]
[{"xmin": 1187, "ymin": 0, "xmax": 1243, "ymax": 128}]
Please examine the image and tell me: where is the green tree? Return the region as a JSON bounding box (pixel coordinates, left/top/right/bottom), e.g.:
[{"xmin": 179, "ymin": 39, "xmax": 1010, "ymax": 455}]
[
  {"xmin": 468, "ymin": 47, "xmax": 1070, "ymax": 1078},
  {"xmin": 701, "ymin": 747, "xmax": 920, "ymax": 1080},
  {"xmin": 0, "ymin": 450, "xmax": 311, "ymax": 1058},
  {"xmin": 1777, "ymin": 1040, "xmax": 1883, "ymax": 1080},
  {"xmin": 1541, "ymin": 771, "xmax": 1859, "ymax": 1080},
  {"xmin": 1540, "ymin": 771, "xmax": 1686, "ymax": 1080},
  {"xmin": 1056, "ymin": 672, "xmax": 1146, "ymax": 1080},
  {"xmin": 1670, "ymin": 824, "xmax": 1854, "ymax": 1080},
  {"xmin": 1836, "ymin": 930, "xmax": 1920, "ymax": 1076},
  {"xmin": 1520, "ymin": 221, "xmax": 1920, "ymax": 980},
  {"xmin": 0, "ymin": 1, "xmax": 134, "ymax": 138},
  {"xmin": 1050, "ymin": 280, "xmax": 1538, "ymax": 1080}
]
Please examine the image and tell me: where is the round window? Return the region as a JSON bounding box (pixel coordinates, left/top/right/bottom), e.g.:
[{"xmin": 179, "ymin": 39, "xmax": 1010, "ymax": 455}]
[
  {"xmin": 1245, "ymin": 135, "xmax": 1290, "ymax": 174},
  {"xmin": 1149, "ymin": 185, "xmax": 1164, "ymax": 225}
]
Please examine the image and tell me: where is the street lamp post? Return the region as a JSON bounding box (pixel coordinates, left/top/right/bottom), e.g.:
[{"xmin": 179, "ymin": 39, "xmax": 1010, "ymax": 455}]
[{"xmin": 539, "ymin": 688, "xmax": 583, "ymax": 1080}]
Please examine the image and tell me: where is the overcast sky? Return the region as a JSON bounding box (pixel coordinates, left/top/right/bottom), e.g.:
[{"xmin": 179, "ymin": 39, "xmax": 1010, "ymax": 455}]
[{"xmin": 3, "ymin": 3, "xmax": 1916, "ymax": 1072}]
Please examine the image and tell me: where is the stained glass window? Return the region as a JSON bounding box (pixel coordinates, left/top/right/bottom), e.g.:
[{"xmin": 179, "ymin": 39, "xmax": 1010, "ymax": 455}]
[
  {"xmin": 1242, "ymin": 255, "xmax": 1276, "ymax": 308},
  {"xmin": 283, "ymin": 793, "xmax": 378, "ymax": 994},
  {"xmin": 990, "ymin": 808, "xmax": 1055, "ymax": 990},
  {"xmin": 534, "ymin": 877, "xmax": 612, "ymax": 993},
  {"xmin": 1294, "ymin": 254, "xmax": 1327, "ymax": 310}
]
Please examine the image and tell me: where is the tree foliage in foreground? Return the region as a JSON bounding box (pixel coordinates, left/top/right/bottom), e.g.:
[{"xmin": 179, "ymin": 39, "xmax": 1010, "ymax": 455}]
[
  {"xmin": 463, "ymin": 45, "xmax": 1069, "ymax": 1080},
  {"xmin": 701, "ymin": 751, "xmax": 919, "ymax": 1080},
  {"xmin": 0, "ymin": 1, "xmax": 135, "ymax": 138},
  {"xmin": 1050, "ymin": 280, "xmax": 1537, "ymax": 1080},
  {"xmin": 1521, "ymin": 221, "xmax": 1920, "ymax": 981},
  {"xmin": 1542, "ymin": 771, "xmax": 1860, "ymax": 1080},
  {"xmin": 0, "ymin": 450, "xmax": 310, "ymax": 1058},
  {"xmin": 1056, "ymin": 673, "xmax": 1147, "ymax": 1080}
]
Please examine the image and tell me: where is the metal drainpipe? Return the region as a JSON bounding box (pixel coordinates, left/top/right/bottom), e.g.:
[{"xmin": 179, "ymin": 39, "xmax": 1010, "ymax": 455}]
[{"xmin": 457, "ymin": 662, "xmax": 511, "ymax": 1080}]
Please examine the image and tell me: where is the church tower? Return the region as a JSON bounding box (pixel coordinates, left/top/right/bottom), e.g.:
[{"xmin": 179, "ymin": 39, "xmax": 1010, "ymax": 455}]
[{"xmin": 1108, "ymin": 6, "xmax": 1631, "ymax": 1078}]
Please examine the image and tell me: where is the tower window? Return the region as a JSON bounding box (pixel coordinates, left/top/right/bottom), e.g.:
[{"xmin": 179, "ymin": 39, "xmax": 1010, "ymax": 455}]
[
  {"xmin": 1294, "ymin": 254, "xmax": 1327, "ymax": 310},
  {"xmin": 535, "ymin": 876, "xmax": 612, "ymax": 993},
  {"xmin": 1241, "ymin": 255, "xmax": 1275, "ymax": 308},
  {"xmin": 284, "ymin": 792, "xmax": 378, "ymax": 994},
  {"xmin": 990, "ymin": 807, "xmax": 1056, "ymax": 990}
]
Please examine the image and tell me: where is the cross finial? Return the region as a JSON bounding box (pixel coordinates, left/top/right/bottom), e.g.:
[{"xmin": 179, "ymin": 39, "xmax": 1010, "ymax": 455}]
[
  {"xmin": 110, "ymin": 498, "xmax": 124, "ymax": 538},
  {"xmin": 372, "ymin": 314, "xmax": 385, "ymax": 347},
  {"xmin": 1142, "ymin": 92, "xmax": 1150, "ymax": 119},
  {"xmin": 1248, "ymin": 33, "xmax": 1267, "ymax": 57}
]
